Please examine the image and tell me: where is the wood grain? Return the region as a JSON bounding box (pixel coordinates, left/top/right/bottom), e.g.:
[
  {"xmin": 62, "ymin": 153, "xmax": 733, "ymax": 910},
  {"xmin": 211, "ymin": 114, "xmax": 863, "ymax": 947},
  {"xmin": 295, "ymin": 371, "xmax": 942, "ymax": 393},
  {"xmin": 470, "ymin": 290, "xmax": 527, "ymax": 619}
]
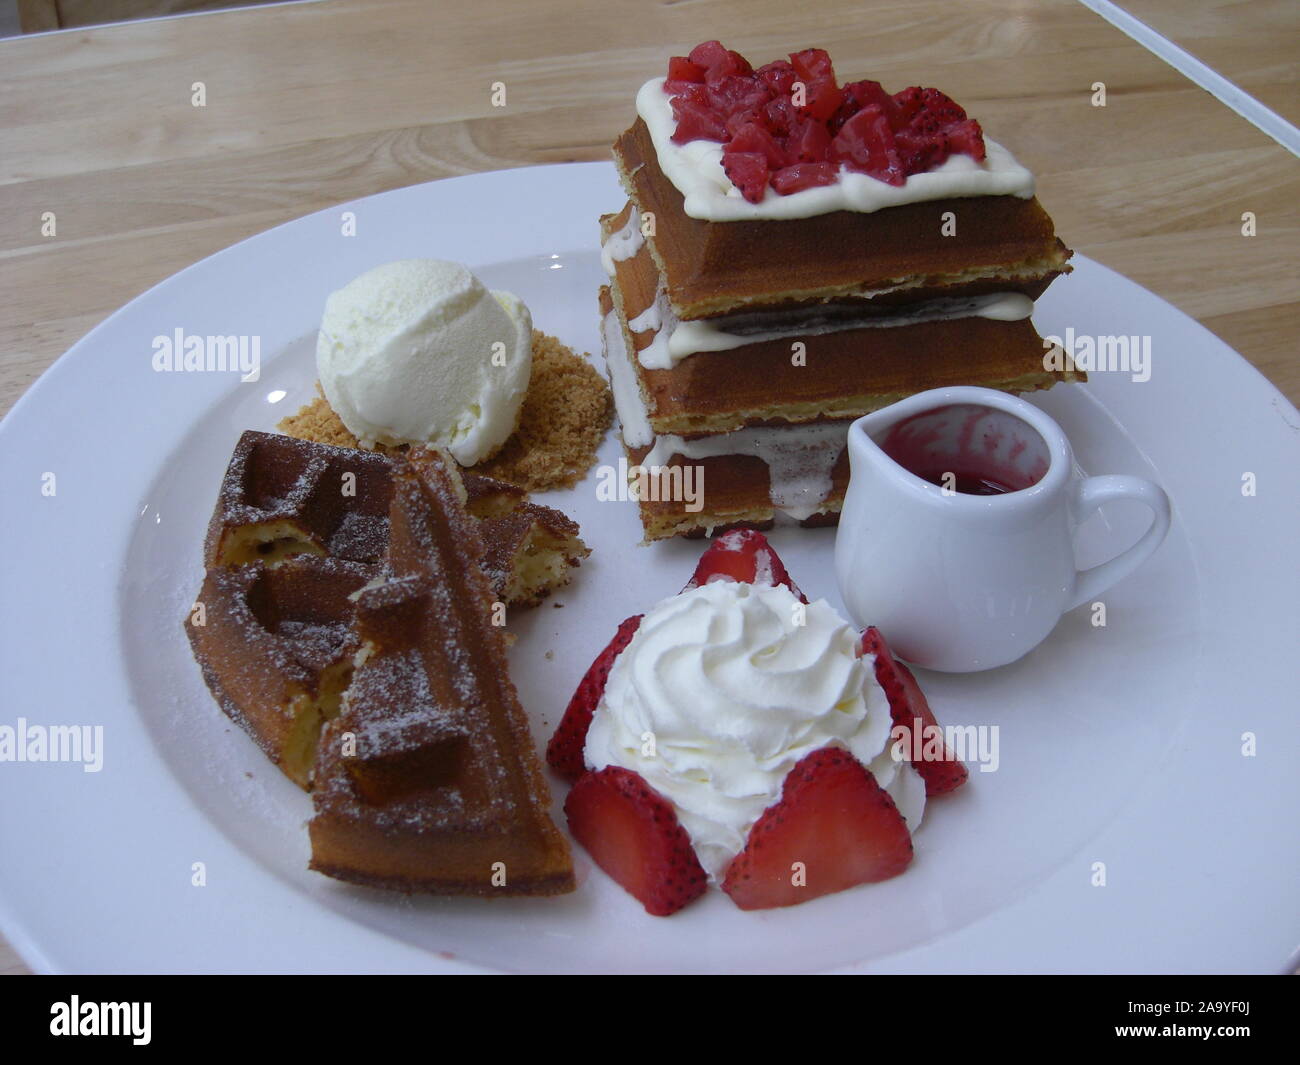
[
  {"xmin": 18, "ymin": 0, "xmax": 275, "ymax": 33},
  {"xmin": 0, "ymin": 0, "xmax": 1296, "ymax": 974}
]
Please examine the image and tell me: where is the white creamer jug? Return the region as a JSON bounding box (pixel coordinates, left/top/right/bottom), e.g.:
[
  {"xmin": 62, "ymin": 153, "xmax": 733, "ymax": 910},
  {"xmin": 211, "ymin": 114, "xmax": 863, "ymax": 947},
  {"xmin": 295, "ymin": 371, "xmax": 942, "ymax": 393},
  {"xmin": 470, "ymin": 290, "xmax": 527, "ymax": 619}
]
[{"xmin": 835, "ymin": 387, "xmax": 1171, "ymax": 672}]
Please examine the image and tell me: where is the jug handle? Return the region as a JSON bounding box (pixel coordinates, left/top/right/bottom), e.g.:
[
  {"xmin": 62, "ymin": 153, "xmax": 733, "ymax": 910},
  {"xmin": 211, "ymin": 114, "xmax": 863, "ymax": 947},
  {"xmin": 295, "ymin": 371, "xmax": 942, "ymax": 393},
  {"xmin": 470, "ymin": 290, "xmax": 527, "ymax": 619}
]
[{"xmin": 1067, "ymin": 475, "xmax": 1172, "ymax": 612}]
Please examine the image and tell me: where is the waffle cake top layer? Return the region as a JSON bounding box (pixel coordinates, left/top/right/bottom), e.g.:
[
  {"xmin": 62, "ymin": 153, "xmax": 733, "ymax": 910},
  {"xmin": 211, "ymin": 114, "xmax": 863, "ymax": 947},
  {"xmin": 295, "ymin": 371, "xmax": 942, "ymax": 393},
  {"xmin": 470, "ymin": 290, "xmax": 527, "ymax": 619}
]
[
  {"xmin": 598, "ymin": 235, "xmax": 1081, "ymax": 438},
  {"xmin": 308, "ymin": 460, "xmax": 574, "ymax": 895},
  {"xmin": 613, "ymin": 117, "xmax": 1072, "ymax": 320}
]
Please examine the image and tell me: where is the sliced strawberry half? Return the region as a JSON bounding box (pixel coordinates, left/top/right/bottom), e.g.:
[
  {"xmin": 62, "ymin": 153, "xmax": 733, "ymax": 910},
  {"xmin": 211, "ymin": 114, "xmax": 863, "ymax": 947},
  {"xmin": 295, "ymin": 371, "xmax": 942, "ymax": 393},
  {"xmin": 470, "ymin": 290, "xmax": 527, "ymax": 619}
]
[
  {"xmin": 546, "ymin": 614, "xmax": 642, "ymax": 782},
  {"xmin": 860, "ymin": 626, "xmax": 968, "ymax": 795},
  {"xmin": 721, "ymin": 746, "xmax": 913, "ymax": 910},
  {"xmin": 681, "ymin": 528, "xmax": 807, "ymax": 601},
  {"xmin": 565, "ymin": 767, "xmax": 708, "ymax": 916}
]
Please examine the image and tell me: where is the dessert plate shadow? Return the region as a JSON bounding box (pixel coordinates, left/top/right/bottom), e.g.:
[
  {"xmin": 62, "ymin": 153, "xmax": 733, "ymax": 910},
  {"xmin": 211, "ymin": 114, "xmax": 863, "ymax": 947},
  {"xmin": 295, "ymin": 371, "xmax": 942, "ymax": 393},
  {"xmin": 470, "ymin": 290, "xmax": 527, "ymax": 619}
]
[{"xmin": 0, "ymin": 163, "xmax": 1295, "ymax": 974}]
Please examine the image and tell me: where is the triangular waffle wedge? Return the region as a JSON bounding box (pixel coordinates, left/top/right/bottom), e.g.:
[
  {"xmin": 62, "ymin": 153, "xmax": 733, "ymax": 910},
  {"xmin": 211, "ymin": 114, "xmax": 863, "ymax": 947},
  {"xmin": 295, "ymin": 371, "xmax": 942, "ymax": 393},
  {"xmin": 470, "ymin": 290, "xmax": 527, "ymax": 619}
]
[{"xmin": 308, "ymin": 461, "xmax": 574, "ymax": 895}]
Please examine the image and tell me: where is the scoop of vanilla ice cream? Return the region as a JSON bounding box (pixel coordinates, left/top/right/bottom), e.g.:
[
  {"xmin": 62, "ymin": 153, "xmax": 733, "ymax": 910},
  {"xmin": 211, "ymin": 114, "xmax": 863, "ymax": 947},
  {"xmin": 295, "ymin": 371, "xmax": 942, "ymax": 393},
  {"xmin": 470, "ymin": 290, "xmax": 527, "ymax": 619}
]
[{"xmin": 316, "ymin": 259, "xmax": 532, "ymax": 465}]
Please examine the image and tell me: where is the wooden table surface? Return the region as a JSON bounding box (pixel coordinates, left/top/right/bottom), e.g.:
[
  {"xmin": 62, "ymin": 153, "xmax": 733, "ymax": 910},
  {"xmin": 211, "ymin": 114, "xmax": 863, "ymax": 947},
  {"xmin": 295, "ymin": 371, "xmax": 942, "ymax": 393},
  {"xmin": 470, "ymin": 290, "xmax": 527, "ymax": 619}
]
[{"xmin": 0, "ymin": 0, "xmax": 1296, "ymax": 974}]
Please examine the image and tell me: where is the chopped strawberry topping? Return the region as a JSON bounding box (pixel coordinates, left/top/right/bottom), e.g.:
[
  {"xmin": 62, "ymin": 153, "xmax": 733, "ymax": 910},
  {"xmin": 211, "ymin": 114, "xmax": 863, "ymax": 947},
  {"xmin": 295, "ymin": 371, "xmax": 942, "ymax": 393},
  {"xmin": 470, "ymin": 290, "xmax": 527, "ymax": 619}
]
[
  {"xmin": 913, "ymin": 88, "xmax": 966, "ymax": 130},
  {"xmin": 840, "ymin": 79, "xmax": 892, "ymax": 116},
  {"xmin": 663, "ymin": 42, "xmax": 987, "ymax": 198},
  {"xmin": 565, "ymin": 767, "xmax": 708, "ymax": 916},
  {"xmin": 705, "ymin": 75, "xmax": 769, "ymax": 120},
  {"xmin": 788, "ymin": 48, "xmax": 844, "ymax": 121},
  {"xmin": 888, "ymin": 85, "xmax": 926, "ymax": 129},
  {"xmin": 781, "ymin": 116, "xmax": 828, "ymax": 164},
  {"xmin": 788, "ymin": 47, "xmax": 835, "ymax": 84},
  {"xmin": 892, "ymin": 128, "xmax": 945, "ymax": 176},
  {"xmin": 860, "ymin": 627, "xmax": 968, "ymax": 795},
  {"xmin": 763, "ymin": 94, "xmax": 800, "ymax": 138},
  {"xmin": 722, "ymin": 747, "xmax": 913, "ymax": 910},
  {"xmin": 545, "ymin": 614, "xmax": 643, "ymax": 782}
]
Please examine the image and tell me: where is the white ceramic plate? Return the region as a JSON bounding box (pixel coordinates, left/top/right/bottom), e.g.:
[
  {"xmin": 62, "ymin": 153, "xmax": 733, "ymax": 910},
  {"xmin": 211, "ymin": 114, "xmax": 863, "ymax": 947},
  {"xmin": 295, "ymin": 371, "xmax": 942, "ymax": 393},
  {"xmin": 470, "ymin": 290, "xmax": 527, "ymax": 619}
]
[{"xmin": 1, "ymin": 163, "xmax": 1296, "ymax": 974}]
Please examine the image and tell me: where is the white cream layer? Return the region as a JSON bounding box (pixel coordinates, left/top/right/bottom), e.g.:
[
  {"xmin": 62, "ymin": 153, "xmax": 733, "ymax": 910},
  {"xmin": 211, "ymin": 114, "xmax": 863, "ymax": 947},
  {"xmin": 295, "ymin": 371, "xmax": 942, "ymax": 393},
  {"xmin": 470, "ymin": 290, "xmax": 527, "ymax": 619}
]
[
  {"xmin": 601, "ymin": 308, "xmax": 655, "ymax": 449},
  {"xmin": 644, "ymin": 423, "xmax": 848, "ymax": 521},
  {"xmin": 631, "ymin": 288, "xmax": 1034, "ymax": 369},
  {"xmin": 600, "ymin": 205, "xmax": 644, "ymax": 275}
]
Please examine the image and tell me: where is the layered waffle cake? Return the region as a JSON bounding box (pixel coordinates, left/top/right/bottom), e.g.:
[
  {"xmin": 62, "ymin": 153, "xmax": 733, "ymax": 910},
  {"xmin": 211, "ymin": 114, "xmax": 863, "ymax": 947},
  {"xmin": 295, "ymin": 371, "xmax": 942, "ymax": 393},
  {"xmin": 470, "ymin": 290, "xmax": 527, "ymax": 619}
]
[
  {"xmin": 186, "ymin": 430, "xmax": 576, "ymax": 896},
  {"xmin": 601, "ymin": 42, "xmax": 1079, "ymax": 540}
]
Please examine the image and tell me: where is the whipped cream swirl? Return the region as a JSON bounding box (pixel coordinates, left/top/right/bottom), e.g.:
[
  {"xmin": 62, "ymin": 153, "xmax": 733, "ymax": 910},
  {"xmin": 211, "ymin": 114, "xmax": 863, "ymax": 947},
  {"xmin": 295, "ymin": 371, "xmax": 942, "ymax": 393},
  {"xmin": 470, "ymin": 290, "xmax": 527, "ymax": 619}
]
[{"xmin": 584, "ymin": 580, "xmax": 925, "ymax": 879}]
